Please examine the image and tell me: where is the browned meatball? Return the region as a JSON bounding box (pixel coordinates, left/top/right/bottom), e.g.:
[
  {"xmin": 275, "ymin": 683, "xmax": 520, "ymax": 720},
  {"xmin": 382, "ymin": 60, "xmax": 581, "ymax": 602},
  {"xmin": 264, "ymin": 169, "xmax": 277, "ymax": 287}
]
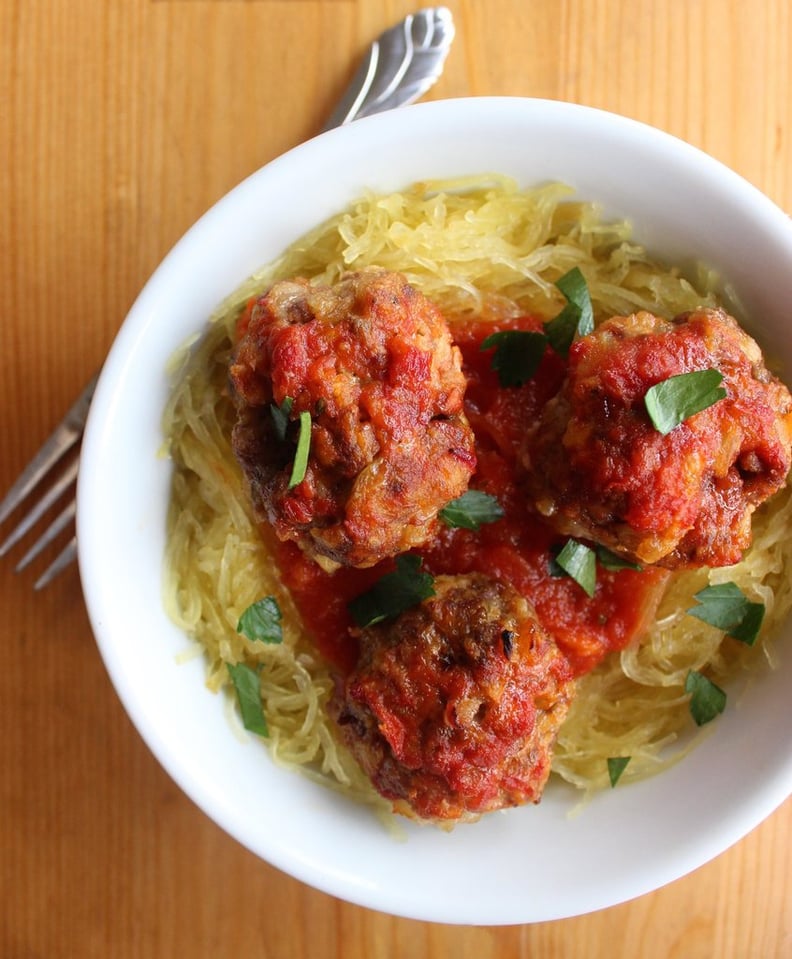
[
  {"xmin": 524, "ymin": 308, "xmax": 792, "ymax": 568},
  {"xmin": 229, "ymin": 269, "xmax": 476, "ymax": 571},
  {"xmin": 330, "ymin": 574, "xmax": 575, "ymax": 824}
]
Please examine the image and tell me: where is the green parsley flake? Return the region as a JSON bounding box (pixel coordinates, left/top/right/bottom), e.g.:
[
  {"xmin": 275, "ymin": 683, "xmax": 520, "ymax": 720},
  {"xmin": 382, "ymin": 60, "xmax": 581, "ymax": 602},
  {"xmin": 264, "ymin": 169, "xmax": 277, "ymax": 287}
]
[
  {"xmin": 544, "ymin": 266, "xmax": 594, "ymax": 357},
  {"xmin": 270, "ymin": 396, "xmax": 294, "ymax": 442},
  {"xmin": 480, "ymin": 329, "xmax": 548, "ymax": 387},
  {"xmin": 236, "ymin": 596, "xmax": 284, "ymax": 644},
  {"xmin": 685, "ymin": 670, "xmax": 727, "ymax": 726},
  {"xmin": 607, "ymin": 756, "xmax": 631, "ymax": 787},
  {"xmin": 348, "ymin": 554, "xmax": 435, "ymax": 628},
  {"xmin": 554, "ymin": 539, "xmax": 597, "ymax": 597},
  {"xmin": 595, "ymin": 545, "xmax": 642, "ymax": 572},
  {"xmin": 644, "ymin": 369, "xmax": 726, "ymax": 435},
  {"xmin": 227, "ymin": 662, "xmax": 268, "ymax": 737},
  {"xmin": 687, "ymin": 582, "xmax": 765, "ymax": 646},
  {"xmin": 288, "ymin": 410, "xmax": 312, "ymax": 488},
  {"xmin": 439, "ymin": 490, "xmax": 504, "ymax": 530}
]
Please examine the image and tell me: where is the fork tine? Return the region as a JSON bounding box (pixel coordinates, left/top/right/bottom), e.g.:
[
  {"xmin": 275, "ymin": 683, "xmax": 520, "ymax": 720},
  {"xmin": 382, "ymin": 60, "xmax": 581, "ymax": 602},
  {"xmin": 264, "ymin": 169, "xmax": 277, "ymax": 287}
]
[
  {"xmin": 0, "ymin": 372, "xmax": 98, "ymax": 525},
  {"xmin": 15, "ymin": 498, "xmax": 77, "ymax": 572},
  {"xmin": 34, "ymin": 535, "xmax": 78, "ymax": 591},
  {"xmin": 0, "ymin": 455, "xmax": 80, "ymax": 556}
]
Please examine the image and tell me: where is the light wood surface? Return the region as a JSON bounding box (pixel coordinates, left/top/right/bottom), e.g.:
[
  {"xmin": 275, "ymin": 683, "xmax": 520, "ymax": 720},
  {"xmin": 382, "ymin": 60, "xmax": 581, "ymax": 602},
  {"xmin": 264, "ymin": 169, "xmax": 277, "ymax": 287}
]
[{"xmin": 2, "ymin": 1, "xmax": 791, "ymax": 955}]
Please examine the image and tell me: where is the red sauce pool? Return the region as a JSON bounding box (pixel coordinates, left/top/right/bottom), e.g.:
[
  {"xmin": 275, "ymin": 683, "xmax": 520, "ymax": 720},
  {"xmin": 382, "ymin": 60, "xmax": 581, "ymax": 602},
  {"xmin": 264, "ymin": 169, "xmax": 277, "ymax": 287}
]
[{"xmin": 275, "ymin": 315, "xmax": 669, "ymax": 678}]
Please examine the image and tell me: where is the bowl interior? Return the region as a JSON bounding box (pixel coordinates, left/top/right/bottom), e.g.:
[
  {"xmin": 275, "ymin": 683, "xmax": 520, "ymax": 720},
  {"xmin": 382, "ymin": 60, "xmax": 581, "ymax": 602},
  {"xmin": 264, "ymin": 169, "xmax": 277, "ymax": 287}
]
[{"xmin": 77, "ymin": 97, "xmax": 792, "ymax": 925}]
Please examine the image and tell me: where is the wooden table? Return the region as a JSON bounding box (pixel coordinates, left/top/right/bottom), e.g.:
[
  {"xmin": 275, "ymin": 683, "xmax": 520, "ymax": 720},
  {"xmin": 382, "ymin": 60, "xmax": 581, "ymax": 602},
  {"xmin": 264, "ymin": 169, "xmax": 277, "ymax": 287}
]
[{"xmin": 2, "ymin": 1, "xmax": 791, "ymax": 955}]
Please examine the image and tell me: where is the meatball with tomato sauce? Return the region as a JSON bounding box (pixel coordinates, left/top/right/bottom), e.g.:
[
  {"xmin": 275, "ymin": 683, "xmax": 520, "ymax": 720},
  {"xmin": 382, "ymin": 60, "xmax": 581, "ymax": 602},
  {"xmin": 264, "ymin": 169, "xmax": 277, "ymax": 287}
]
[
  {"xmin": 330, "ymin": 574, "xmax": 575, "ymax": 823},
  {"xmin": 524, "ymin": 307, "xmax": 792, "ymax": 568},
  {"xmin": 229, "ymin": 269, "xmax": 476, "ymax": 570}
]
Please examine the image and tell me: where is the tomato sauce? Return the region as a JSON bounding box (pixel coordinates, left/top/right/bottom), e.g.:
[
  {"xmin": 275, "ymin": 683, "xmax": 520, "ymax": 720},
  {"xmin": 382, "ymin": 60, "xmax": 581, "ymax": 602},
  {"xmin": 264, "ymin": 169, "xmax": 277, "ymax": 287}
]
[{"xmin": 275, "ymin": 315, "xmax": 669, "ymax": 678}]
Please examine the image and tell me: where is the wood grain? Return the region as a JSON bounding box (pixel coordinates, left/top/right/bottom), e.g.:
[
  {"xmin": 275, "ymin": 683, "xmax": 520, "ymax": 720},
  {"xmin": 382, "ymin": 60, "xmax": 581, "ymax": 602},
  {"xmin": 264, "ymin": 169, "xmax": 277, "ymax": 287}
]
[{"xmin": 1, "ymin": 1, "xmax": 791, "ymax": 956}]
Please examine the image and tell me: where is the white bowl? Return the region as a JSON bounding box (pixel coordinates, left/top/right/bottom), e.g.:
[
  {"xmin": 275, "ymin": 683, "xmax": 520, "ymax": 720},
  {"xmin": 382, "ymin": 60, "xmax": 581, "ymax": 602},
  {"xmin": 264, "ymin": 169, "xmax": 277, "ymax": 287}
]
[{"xmin": 77, "ymin": 97, "xmax": 792, "ymax": 925}]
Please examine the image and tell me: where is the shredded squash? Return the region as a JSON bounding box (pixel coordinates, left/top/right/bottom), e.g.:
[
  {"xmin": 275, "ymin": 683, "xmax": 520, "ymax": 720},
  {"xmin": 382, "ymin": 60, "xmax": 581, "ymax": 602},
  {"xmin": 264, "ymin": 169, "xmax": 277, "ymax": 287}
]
[{"xmin": 162, "ymin": 175, "xmax": 792, "ymax": 809}]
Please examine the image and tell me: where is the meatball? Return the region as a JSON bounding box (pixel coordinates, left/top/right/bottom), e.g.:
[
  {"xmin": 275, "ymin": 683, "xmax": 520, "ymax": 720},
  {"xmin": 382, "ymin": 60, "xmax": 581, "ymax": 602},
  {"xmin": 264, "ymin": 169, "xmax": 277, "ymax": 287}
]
[
  {"xmin": 330, "ymin": 574, "xmax": 575, "ymax": 823},
  {"xmin": 524, "ymin": 307, "xmax": 792, "ymax": 568},
  {"xmin": 229, "ymin": 269, "xmax": 476, "ymax": 570}
]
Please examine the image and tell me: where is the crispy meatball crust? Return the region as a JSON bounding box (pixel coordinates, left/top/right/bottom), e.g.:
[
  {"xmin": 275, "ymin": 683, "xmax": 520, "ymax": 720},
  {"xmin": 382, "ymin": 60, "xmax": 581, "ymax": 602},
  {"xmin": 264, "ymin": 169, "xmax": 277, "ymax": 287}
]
[
  {"xmin": 523, "ymin": 308, "xmax": 792, "ymax": 568},
  {"xmin": 229, "ymin": 269, "xmax": 476, "ymax": 570},
  {"xmin": 330, "ymin": 573, "xmax": 575, "ymax": 824}
]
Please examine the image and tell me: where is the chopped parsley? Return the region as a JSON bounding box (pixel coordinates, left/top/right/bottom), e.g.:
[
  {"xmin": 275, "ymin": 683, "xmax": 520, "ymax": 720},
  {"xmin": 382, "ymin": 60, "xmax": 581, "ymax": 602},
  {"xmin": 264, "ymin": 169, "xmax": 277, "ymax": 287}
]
[
  {"xmin": 595, "ymin": 545, "xmax": 642, "ymax": 572},
  {"xmin": 685, "ymin": 670, "xmax": 727, "ymax": 726},
  {"xmin": 553, "ymin": 539, "xmax": 597, "ymax": 597},
  {"xmin": 288, "ymin": 410, "xmax": 312, "ymax": 488},
  {"xmin": 687, "ymin": 582, "xmax": 765, "ymax": 646},
  {"xmin": 439, "ymin": 490, "xmax": 504, "ymax": 530},
  {"xmin": 270, "ymin": 396, "xmax": 294, "ymax": 441},
  {"xmin": 236, "ymin": 596, "xmax": 284, "ymax": 644},
  {"xmin": 227, "ymin": 662, "xmax": 269, "ymax": 737},
  {"xmin": 644, "ymin": 369, "xmax": 726, "ymax": 434},
  {"xmin": 348, "ymin": 554, "xmax": 435, "ymax": 628},
  {"xmin": 607, "ymin": 756, "xmax": 631, "ymax": 787},
  {"xmin": 480, "ymin": 269, "xmax": 594, "ymax": 384},
  {"xmin": 270, "ymin": 399, "xmax": 311, "ymax": 488},
  {"xmin": 544, "ymin": 266, "xmax": 594, "ymax": 356},
  {"xmin": 550, "ymin": 539, "xmax": 645, "ymax": 595},
  {"xmin": 480, "ymin": 329, "xmax": 548, "ymax": 387}
]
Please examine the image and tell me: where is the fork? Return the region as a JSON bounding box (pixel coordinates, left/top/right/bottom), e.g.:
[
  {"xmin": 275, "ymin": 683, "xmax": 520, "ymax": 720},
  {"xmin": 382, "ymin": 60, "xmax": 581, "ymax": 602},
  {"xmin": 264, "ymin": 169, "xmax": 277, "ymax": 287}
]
[
  {"xmin": 0, "ymin": 375, "xmax": 98, "ymax": 589},
  {"xmin": 0, "ymin": 7, "xmax": 454, "ymax": 589}
]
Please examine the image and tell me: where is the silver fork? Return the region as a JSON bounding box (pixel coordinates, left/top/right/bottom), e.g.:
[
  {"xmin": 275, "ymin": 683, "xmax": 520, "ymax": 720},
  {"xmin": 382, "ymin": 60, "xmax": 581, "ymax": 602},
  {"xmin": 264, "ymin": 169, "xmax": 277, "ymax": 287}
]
[
  {"xmin": 0, "ymin": 375, "xmax": 98, "ymax": 589},
  {"xmin": 0, "ymin": 7, "xmax": 454, "ymax": 589}
]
